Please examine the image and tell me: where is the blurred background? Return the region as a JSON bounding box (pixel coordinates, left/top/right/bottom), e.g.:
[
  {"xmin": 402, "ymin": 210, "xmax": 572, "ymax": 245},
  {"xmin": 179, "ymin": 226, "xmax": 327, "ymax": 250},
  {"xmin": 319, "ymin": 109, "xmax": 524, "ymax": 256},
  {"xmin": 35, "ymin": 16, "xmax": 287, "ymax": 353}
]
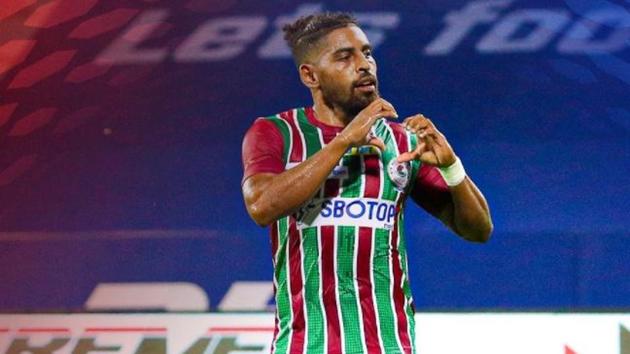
[{"xmin": 0, "ymin": 0, "xmax": 628, "ymax": 317}]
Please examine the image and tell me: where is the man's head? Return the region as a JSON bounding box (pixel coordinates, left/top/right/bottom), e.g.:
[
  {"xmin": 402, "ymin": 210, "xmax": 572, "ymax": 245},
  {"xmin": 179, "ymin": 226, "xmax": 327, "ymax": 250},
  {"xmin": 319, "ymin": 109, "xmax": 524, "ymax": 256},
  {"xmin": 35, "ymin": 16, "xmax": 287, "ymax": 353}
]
[{"xmin": 283, "ymin": 13, "xmax": 379, "ymax": 118}]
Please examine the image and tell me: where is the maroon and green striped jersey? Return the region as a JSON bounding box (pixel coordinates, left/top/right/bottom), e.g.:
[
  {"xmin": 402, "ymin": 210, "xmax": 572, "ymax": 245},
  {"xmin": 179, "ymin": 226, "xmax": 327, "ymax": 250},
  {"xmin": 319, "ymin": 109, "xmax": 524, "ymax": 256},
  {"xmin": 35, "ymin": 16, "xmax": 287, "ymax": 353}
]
[{"xmin": 242, "ymin": 106, "xmax": 451, "ymax": 354}]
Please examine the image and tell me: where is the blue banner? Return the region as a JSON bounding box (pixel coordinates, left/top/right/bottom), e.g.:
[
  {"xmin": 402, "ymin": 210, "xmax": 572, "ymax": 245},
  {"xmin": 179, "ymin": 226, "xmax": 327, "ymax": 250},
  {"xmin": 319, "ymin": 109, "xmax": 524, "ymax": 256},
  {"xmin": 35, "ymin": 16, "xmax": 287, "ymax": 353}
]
[{"xmin": 0, "ymin": 0, "xmax": 628, "ymax": 311}]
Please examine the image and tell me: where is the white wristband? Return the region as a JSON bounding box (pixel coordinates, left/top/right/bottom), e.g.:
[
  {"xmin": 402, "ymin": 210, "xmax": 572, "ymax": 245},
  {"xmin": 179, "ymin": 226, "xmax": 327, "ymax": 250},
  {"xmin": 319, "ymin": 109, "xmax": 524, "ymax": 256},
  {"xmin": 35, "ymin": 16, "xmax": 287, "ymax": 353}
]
[{"xmin": 438, "ymin": 157, "xmax": 466, "ymax": 187}]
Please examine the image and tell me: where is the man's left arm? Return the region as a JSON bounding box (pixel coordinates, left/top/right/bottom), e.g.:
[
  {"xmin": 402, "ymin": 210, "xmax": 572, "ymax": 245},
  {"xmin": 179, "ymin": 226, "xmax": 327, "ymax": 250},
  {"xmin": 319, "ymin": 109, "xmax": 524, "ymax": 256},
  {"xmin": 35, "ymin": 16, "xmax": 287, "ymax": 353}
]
[{"xmin": 399, "ymin": 114, "xmax": 493, "ymax": 243}]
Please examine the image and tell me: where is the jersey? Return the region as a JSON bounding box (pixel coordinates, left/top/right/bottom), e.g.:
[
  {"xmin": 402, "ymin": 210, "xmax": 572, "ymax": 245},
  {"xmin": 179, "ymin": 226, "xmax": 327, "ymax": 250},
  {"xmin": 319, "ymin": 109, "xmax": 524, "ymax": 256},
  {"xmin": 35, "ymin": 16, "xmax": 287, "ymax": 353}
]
[{"xmin": 241, "ymin": 106, "xmax": 451, "ymax": 354}]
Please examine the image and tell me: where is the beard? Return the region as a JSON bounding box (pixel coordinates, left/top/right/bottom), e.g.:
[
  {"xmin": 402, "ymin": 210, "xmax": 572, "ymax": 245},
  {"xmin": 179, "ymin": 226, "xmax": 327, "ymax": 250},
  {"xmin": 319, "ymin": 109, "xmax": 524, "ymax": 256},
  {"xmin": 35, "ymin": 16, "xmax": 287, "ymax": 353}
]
[{"xmin": 320, "ymin": 76, "xmax": 379, "ymax": 119}]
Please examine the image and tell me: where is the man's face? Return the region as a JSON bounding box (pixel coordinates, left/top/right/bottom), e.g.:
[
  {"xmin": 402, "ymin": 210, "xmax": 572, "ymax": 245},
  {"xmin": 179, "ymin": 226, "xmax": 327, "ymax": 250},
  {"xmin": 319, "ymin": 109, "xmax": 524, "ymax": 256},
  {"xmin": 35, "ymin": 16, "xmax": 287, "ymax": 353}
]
[{"xmin": 312, "ymin": 25, "xmax": 379, "ymax": 118}]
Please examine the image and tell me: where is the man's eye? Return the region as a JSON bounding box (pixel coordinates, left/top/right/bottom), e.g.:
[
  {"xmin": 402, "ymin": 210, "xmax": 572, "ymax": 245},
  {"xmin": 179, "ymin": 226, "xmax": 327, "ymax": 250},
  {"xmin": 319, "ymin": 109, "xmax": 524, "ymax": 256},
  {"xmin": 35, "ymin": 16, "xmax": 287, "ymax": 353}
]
[{"xmin": 364, "ymin": 51, "xmax": 372, "ymax": 57}]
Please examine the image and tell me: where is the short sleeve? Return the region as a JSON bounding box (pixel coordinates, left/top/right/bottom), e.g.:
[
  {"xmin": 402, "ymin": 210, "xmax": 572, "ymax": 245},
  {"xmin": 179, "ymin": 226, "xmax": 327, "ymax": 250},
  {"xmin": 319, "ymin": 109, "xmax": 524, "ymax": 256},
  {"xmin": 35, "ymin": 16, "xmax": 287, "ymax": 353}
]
[
  {"xmin": 241, "ymin": 118, "xmax": 286, "ymax": 185},
  {"xmin": 410, "ymin": 164, "xmax": 452, "ymax": 217}
]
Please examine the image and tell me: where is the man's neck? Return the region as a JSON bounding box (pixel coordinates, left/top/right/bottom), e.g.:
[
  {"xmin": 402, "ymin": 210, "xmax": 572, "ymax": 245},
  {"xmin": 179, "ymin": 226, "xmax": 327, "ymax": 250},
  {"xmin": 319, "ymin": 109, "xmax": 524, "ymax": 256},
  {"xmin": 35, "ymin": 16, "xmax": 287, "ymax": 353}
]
[{"xmin": 311, "ymin": 100, "xmax": 352, "ymax": 128}]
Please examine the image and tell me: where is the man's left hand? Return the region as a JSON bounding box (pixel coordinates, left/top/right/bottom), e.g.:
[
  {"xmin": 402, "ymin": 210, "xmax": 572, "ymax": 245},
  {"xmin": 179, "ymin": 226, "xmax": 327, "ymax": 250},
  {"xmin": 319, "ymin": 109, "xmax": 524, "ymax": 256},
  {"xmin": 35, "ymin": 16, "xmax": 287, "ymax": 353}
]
[{"xmin": 397, "ymin": 114, "xmax": 456, "ymax": 167}]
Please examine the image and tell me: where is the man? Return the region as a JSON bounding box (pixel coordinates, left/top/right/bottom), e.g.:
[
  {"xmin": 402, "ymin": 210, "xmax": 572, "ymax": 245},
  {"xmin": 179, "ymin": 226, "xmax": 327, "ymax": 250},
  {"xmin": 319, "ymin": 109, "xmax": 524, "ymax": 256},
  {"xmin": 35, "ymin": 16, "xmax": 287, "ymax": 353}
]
[{"xmin": 241, "ymin": 12, "xmax": 492, "ymax": 354}]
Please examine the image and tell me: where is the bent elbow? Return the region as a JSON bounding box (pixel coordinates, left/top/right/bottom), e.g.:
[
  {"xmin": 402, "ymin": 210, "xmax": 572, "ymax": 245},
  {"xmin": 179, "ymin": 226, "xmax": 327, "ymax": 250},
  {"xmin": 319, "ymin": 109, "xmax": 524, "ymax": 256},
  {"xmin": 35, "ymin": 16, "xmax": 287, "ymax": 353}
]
[
  {"xmin": 247, "ymin": 203, "xmax": 273, "ymax": 227},
  {"xmin": 470, "ymin": 221, "xmax": 493, "ymax": 243},
  {"xmin": 252, "ymin": 216, "xmax": 271, "ymax": 228},
  {"xmin": 457, "ymin": 219, "xmax": 493, "ymax": 243}
]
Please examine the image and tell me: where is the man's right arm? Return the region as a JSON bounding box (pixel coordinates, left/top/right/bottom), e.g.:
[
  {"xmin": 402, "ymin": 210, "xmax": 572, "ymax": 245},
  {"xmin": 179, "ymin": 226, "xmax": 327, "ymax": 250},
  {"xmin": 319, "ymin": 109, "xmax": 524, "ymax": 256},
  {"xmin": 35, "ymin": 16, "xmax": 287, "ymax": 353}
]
[
  {"xmin": 242, "ymin": 137, "xmax": 349, "ymax": 226},
  {"xmin": 241, "ymin": 98, "xmax": 397, "ymax": 227}
]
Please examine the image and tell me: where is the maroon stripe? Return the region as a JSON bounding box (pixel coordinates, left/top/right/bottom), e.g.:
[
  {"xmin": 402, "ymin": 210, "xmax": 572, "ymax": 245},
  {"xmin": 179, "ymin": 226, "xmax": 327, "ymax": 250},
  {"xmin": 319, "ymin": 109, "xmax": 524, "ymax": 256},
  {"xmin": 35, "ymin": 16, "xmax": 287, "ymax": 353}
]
[
  {"xmin": 320, "ymin": 113, "xmax": 341, "ymax": 199},
  {"xmin": 389, "ymin": 123, "xmax": 409, "ymax": 154},
  {"xmin": 324, "ymin": 178, "xmax": 340, "ymax": 198},
  {"xmin": 279, "ymin": 110, "xmax": 303, "ymax": 163},
  {"xmin": 322, "ymin": 132, "xmax": 335, "ymax": 144},
  {"xmin": 390, "ymin": 214, "xmax": 412, "ymax": 353},
  {"xmin": 363, "ymin": 154, "xmax": 380, "ymax": 198},
  {"xmin": 321, "ymin": 226, "xmax": 342, "ymax": 353},
  {"xmin": 320, "ymin": 126, "xmax": 338, "ymax": 145},
  {"xmin": 304, "ymin": 106, "xmax": 343, "ymax": 140},
  {"xmin": 357, "ymin": 227, "xmax": 382, "ymax": 354},
  {"xmin": 358, "ymin": 150, "xmax": 383, "ymax": 352},
  {"xmin": 287, "ymin": 220, "xmax": 305, "ymax": 354}
]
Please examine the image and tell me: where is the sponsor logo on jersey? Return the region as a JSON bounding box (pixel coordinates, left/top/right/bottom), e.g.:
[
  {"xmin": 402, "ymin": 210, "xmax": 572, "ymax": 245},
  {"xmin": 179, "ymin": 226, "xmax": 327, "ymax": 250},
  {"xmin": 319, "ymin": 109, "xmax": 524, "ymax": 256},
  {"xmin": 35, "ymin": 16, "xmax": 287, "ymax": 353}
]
[{"xmin": 295, "ymin": 197, "xmax": 396, "ymax": 230}]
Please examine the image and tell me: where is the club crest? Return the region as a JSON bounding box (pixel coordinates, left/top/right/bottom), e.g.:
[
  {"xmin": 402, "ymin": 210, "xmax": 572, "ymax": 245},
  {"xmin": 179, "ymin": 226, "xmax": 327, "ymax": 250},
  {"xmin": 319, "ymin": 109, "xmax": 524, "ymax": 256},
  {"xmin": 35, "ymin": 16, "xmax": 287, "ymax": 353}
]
[{"xmin": 387, "ymin": 159, "xmax": 410, "ymax": 192}]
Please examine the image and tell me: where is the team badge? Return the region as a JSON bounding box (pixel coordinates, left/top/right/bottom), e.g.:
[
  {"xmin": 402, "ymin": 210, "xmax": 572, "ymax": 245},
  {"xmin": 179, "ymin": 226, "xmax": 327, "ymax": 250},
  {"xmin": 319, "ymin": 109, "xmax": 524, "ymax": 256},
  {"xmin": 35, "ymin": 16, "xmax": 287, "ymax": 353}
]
[{"xmin": 387, "ymin": 159, "xmax": 410, "ymax": 192}]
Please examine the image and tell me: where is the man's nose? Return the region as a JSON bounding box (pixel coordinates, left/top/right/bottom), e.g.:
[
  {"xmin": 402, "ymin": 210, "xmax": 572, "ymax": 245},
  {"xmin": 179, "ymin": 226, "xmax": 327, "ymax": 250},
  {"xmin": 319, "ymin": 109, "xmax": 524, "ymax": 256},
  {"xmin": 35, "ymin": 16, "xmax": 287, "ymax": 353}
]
[{"xmin": 356, "ymin": 54, "xmax": 371, "ymax": 72}]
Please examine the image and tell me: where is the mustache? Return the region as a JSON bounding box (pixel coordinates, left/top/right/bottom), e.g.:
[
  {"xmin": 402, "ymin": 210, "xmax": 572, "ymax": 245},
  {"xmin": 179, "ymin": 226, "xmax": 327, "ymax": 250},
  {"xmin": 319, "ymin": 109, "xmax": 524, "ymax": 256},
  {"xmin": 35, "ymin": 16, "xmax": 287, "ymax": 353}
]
[{"xmin": 353, "ymin": 73, "xmax": 378, "ymax": 87}]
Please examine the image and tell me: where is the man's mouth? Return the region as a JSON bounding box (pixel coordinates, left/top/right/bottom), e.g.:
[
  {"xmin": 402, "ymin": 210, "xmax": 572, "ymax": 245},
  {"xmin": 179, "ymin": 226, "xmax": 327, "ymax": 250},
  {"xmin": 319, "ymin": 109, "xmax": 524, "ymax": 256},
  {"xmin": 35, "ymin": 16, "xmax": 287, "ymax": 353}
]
[{"xmin": 355, "ymin": 77, "xmax": 377, "ymax": 93}]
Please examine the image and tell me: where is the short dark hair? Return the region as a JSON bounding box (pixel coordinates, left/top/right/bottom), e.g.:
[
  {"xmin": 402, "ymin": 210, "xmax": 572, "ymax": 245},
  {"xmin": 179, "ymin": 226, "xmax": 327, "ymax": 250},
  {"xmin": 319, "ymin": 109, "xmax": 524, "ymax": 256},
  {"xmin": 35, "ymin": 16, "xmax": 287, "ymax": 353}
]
[{"xmin": 283, "ymin": 12, "xmax": 358, "ymax": 66}]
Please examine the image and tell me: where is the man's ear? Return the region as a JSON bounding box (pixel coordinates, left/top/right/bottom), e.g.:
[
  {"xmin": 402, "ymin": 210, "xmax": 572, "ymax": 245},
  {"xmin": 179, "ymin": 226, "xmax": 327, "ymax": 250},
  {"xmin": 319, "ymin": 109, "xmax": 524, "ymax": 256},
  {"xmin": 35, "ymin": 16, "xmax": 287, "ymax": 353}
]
[{"xmin": 299, "ymin": 63, "xmax": 318, "ymax": 89}]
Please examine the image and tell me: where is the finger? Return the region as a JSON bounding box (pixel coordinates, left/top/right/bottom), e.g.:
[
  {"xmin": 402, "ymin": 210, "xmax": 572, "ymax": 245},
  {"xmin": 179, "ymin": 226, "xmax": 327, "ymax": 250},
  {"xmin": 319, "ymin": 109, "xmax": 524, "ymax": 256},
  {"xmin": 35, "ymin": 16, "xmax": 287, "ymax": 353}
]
[
  {"xmin": 403, "ymin": 115, "xmax": 430, "ymax": 132},
  {"xmin": 426, "ymin": 132, "xmax": 443, "ymax": 147},
  {"xmin": 368, "ymin": 109, "xmax": 396, "ymax": 126},
  {"xmin": 363, "ymin": 100, "xmax": 393, "ymax": 122},
  {"xmin": 377, "ymin": 107, "xmax": 398, "ymax": 120},
  {"xmin": 380, "ymin": 110, "xmax": 398, "ymax": 120},
  {"xmin": 419, "ymin": 125, "xmax": 445, "ymax": 147},
  {"xmin": 379, "ymin": 98, "xmax": 397, "ymax": 114},
  {"xmin": 377, "ymin": 98, "xmax": 398, "ymax": 119},
  {"xmin": 423, "ymin": 117, "xmax": 436, "ymax": 130},
  {"xmin": 396, "ymin": 151, "xmax": 416, "ymax": 163},
  {"xmin": 408, "ymin": 117, "xmax": 431, "ymax": 132},
  {"xmin": 419, "ymin": 132, "xmax": 434, "ymax": 151},
  {"xmin": 421, "ymin": 134, "xmax": 441, "ymax": 158},
  {"xmin": 367, "ymin": 137, "xmax": 386, "ymax": 151},
  {"xmin": 396, "ymin": 142, "xmax": 426, "ymax": 162},
  {"xmin": 418, "ymin": 153, "xmax": 438, "ymax": 166},
  {"xmin": 363, "ymin": 99, "xmax": 384, "ymax": 117},
  {"xmin": 402, "ymin": 116, "xmax": 418, "ymax": 129},
  {"xmin": 418, "ymin": 128, "xmax": 439, "ymax": 141}
]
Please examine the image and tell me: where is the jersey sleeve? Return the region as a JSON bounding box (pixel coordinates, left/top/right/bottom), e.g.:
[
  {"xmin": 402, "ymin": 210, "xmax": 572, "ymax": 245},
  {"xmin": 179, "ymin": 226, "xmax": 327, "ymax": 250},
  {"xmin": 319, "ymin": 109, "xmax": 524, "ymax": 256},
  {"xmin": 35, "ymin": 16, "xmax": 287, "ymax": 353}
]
[
  {"xmin": 410, "ymin": 161, "xmax": 452, "ymax": 217},
  {"xmin": 241, "ymin": 118, "xmax": 285, "ymax": 185}
]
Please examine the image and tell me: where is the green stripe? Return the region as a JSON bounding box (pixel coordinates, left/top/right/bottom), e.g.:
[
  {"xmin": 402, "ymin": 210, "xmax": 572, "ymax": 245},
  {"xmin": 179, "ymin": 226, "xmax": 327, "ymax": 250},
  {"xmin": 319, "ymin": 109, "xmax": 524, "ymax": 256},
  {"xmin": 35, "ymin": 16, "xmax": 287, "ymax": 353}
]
[
  {"xmin": 375, "ymin": 119, "xmax": 398, "ymax": 159},
  {"xmin": 265, "ymin": 116, "xmax": 292, "ymax": 165},
  {"xmin": 396, "ymin": 212, "xmax": 409, "ymax": 292},
  {"xmin": 382, "ymin": 168, "xmax": 399, "ymax": 202},
  {"xmin": 406, "ymin": 131, "xmax": 421, "ymax": 195},
  {"xmin": 375, "ymin": 120, "xmax": 401, "ymax": 202},
  {"xmin": 302, "ymin": 227, "xmax": 325, "ymax": 354},
  {"xmin": 397, "ymin": 211, "xmax": 416, "ymax": 351},
  {"xmin": 336, "ymin": 226, "xmax": 363, "ymax": 352},
  {"xmin": 296, "ymin": 108, "xmax": 323, "ymax": 158},
  {"xmin": 274, "ymin": 217, "xmax": 291, "ymax": 353},
  {"xmin": 340, "ymin": 154, "xmax": 361, "ymax": 197},
  {"xmin": 372, "ymin": 228, "xmax": 401, "ymax": 351}
]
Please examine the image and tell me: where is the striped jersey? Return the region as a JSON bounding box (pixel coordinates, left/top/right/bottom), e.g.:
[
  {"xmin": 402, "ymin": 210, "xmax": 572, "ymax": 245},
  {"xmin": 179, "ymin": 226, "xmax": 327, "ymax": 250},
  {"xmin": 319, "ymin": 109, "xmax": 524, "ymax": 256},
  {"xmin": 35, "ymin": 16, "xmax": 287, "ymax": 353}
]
[{"xmin": 242, "ymin": 106, "xmax": 451, "ymax": 354}]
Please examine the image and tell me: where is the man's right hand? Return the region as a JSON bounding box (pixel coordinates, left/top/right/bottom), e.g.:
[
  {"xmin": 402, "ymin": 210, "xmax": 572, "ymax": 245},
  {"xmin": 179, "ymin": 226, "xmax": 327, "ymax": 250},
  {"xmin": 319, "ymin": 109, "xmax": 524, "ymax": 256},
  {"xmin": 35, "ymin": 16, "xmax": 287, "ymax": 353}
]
[{"xmin": 337, "ymin": 98, "xmax": 398, "ymax": 151}]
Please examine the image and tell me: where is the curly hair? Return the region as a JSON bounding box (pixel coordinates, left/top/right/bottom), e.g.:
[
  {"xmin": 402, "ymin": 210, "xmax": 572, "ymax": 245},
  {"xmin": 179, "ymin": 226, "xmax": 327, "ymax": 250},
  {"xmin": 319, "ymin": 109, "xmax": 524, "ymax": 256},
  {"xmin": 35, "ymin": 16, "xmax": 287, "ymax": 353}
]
[{"xmin": 283, "ymin": 12, "xmax": 358, "ymax": 66}]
